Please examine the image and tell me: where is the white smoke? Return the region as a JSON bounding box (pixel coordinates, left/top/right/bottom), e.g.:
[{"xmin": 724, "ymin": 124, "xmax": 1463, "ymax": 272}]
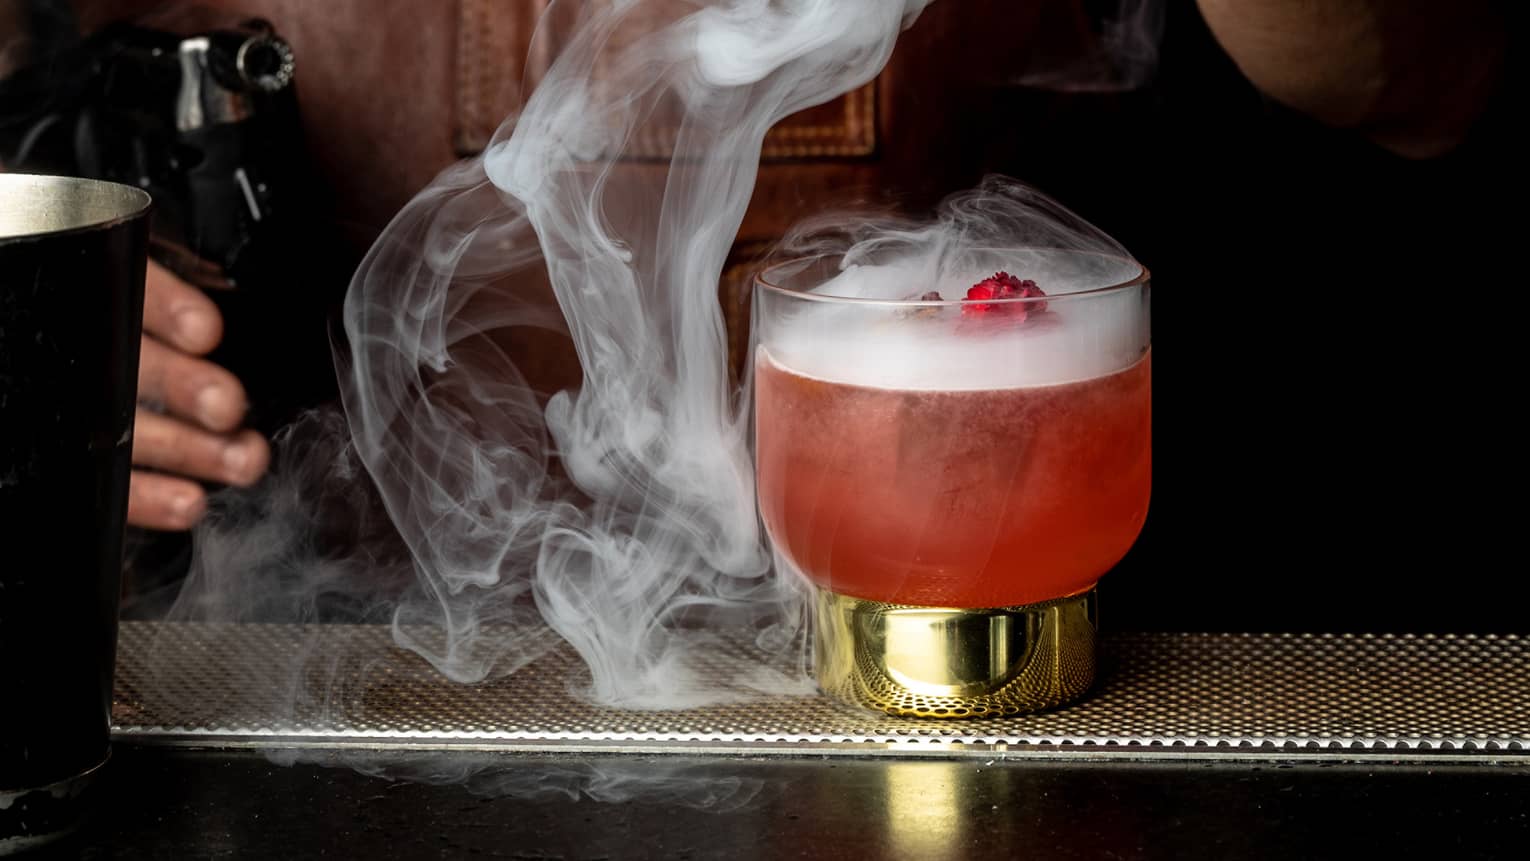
[
  {"xmin": 1012, "ymin": 0, "xmax": 1165, "ymax": 92},
  {"xmin": 329, "ymin": 0, "xmax": 931, "ymax": 707},
  {"xmin": 147, "ymin": 0, "xmax": 1158, "ymax": 746},
  {"xmin": 761, "ymin": 178, "xmax": 1147, "ymax": 391}
]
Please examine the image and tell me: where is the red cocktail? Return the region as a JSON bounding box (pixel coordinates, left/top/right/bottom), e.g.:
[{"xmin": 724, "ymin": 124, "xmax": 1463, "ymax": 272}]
[
  {"xmin": 754, "ymin": 253, "xmax": 1150, "ymax": 716},
  {"xmin": 756, "ymin": 350, "xmax": 1150, "ymax": 608}
]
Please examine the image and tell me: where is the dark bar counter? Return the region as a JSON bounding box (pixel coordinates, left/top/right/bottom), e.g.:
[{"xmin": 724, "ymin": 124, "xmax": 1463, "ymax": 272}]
[{"xmin": 40, "ymin": 746, "xmax": 1530, "ymax": 859}]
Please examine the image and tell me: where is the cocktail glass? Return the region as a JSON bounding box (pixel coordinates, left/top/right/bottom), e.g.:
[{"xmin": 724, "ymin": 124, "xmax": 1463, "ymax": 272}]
[{"xmin": 754, "ymin": 251, "xmax": 1150, "ymax": 716}]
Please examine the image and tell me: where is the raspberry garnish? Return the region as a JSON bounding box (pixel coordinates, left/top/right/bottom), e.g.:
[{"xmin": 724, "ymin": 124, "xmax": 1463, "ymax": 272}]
[{"xmin": 962, "ymin": 272, "xmax": 1047, "ymax": 318}]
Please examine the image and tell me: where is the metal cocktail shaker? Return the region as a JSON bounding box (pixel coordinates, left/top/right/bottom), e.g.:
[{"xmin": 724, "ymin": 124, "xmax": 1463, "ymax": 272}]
[{"xmin": 0, "ymin": 174, "xmax": 150, "ymax": 852}]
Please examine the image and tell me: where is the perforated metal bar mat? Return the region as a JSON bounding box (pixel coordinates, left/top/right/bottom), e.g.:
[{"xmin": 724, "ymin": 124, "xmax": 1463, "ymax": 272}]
[{"xmin": 112, "ymin": 622, "xmax": 1530, "ymax": 760}]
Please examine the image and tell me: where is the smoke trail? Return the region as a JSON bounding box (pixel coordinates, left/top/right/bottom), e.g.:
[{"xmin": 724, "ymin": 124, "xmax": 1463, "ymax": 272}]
[
  {"xmin": 770, "ymin": 175, "xmax": 1134, "ymax": 293},
  {"xmin": 140, "ymin": 0, "xmax": 1173, "ymax": 729},
  {"xmin": 1012, "ymin": 0, "xmax": 1165, "ymax": 92},
  {"xmin": 758, "ymin": 175, "xmax": 1145, "ymax": 392},
  {"xmin": 144, "ymin": 0, "xmax": 1167, "ymax": 719},
  {"xmin": 335, "ymin": 0, "xmax": 931, "ymax": 707}
]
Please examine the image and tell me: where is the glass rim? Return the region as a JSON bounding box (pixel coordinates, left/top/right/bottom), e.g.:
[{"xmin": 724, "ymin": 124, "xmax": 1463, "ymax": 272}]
[
  {"xmin": 755, "ymin": 251, "xmax": 1150, "ymax": 308},
  {"xmin": 0, "ymin": 173, "xmax": 154, "ymax": 243}
]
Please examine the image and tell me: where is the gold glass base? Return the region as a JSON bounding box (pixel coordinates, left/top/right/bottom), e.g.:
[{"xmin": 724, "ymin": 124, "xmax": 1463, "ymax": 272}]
[{"xmin": 812, "ymin": 587, "xmax": 1099, "ymax": 718}]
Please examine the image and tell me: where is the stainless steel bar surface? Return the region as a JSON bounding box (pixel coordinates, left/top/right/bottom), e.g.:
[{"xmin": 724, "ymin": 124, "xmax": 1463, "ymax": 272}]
[{"xmin": 112, "ymin": 622, "xmax": 1530, "ymax": 761}]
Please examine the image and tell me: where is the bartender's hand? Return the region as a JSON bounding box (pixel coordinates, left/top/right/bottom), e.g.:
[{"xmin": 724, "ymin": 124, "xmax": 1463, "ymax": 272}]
[{"xmin": 129, "ymin": 260, "xmax": 270, "ymax": 530}]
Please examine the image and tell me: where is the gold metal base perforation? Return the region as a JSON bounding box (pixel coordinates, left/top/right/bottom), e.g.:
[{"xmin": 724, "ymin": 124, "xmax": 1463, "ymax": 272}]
[{"xmin": 812, "ymin": 587, "xmax": 1098, "ymax": 718}]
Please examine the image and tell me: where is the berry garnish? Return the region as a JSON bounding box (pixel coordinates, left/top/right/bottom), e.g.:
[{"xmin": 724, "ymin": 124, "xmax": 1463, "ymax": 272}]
[{"xmin": 962, "ymin": 272, "xmax": 1047, "ymax": 318}]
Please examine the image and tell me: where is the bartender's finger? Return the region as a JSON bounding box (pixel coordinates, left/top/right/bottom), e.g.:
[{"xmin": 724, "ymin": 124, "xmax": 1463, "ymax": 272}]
[
  {"xmin": 137, "ymin": 337, "xmax": 249, "ymax": 433},
  {"xmin": 127, "ymin": 470, "xmax": 207, "ymax": 531},
  {"xmin": 131, "ymin": 409, "xmax": 271, "ymax": 488},
  {"xmin": 141, "ymin": 259, "xmax": 223, "ymax": 355}
]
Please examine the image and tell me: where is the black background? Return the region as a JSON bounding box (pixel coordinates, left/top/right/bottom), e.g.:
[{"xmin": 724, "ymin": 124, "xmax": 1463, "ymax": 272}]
[{"xmin": 985, "ymin": 5, "xmax": 1524, "ymax": 633}]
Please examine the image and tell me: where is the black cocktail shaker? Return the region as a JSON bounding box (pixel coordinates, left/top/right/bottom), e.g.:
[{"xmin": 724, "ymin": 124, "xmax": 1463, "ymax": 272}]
[{"xmin": 0, "ymin": 174, "xmax": 150, "ymax": 853}]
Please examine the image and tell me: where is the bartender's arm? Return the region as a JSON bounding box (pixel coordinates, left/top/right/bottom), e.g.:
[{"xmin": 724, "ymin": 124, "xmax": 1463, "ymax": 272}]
[
  {"xmin": 3, "ymin": 1, "xmax": 271, "ymax": 529},
  {"xmin": 1196, "ymin": 0, "xmax": 1506, "ymax": 158}
]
